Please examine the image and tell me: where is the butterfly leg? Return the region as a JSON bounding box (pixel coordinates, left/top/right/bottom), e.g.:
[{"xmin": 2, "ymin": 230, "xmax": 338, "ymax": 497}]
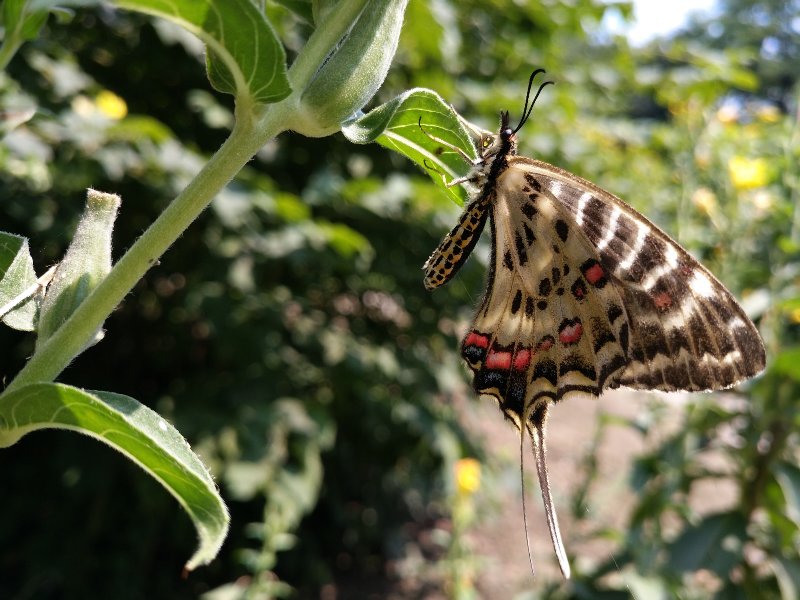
[{"xmin": 418, "ymin": 117, "xmax": 483, "ymax": 166}]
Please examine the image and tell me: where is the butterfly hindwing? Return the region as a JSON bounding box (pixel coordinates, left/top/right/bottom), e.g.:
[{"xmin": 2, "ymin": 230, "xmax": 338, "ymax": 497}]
[{"xmin": 461, "ymin": 166, "xmax": 633, "ymax": 422}]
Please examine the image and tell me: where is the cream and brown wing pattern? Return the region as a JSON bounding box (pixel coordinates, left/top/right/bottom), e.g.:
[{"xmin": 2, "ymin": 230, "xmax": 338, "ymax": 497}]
[
  {"xmin": 461, "ymin": 165, "xmax": 632, "ymax": 426},
  {"xmin": 510, "ymin": 157, "xmax": 765, "ymax": 394}
]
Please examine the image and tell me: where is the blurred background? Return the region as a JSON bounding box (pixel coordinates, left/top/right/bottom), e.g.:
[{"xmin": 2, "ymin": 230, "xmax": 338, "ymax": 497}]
[{"xmin": 1, "ymin": 0, "xmax": 798, "ymax": 598}]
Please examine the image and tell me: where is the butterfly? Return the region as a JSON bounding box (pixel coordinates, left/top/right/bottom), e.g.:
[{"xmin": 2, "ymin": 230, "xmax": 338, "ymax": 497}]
[{"xmin": 422, "ymin": 69, "xmax": 766, "ymax": 578}]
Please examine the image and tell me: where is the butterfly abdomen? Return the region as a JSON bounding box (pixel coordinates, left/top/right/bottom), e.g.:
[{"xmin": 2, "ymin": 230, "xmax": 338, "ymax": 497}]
[{"xmin": 423, "ymin": 195, "xmax": 491, "ymax": 290}]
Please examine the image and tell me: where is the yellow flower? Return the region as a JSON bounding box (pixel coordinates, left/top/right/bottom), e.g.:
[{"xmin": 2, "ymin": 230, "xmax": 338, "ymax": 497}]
[
  {"xmin": 692, "ymin": 187, "xmax": 718, "ymax": 216},
  {"xmin": 790, "ymin": 308, "xmax": 800, "ymax": 324},
  {"xmin": 455, "ymin": 458, "xmax": 481, "ymax": 495},
  {"xmin": 728, "ymin": 156, "xmax": 770, "ymax": 190},
  {"xmin": 756, "ymin": 105, "xmax": 781, "ymax": 123},
  {"xmin": 96, "ymin": 90, "xmax": 128, "ymax": 120}
]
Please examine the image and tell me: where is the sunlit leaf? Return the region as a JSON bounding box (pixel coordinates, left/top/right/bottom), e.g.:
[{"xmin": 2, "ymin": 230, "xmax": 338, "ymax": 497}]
[
  {"xmin": 28, "ymin": 0, "xmax": 291, "ymax": 104},
  {"xmin": 0, "ymin": 232, "xmax": 38, "ymax": 331},
  {"xmin": 342, "ymin": 88, "xmax": 477, "ymax": 205}
]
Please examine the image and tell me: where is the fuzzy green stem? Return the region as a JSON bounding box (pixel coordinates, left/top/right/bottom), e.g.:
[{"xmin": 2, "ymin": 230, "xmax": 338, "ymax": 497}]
[{"xmin": 5, "ymin": 106, "xmax": 283, "ymax": 393}]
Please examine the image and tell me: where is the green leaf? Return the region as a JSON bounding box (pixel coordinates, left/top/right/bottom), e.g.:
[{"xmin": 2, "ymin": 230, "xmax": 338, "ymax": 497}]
[
  {"xmin": 0, "ymin": 383, "xmax": 229, "ymax": 571},
  {"xmin": 272, "ymin": 0, "xmax": 313, "ymax": 24},
  {"xmin": 28, "ymin": 0, "xmax": 291, "ymax": 104},
  {"xmin": 771, "ymin": 347, "xmax": 800, "ymax": 382},
  {"xmin": 1, "ymin": 0, "xmax": 48, "ymax": 42},
  {"xmin": 775, "ymin": 461, "xmax": 800, "ymax": 527},
  {"xmin": 773, "ymin": 556, "xmax": 800, "ymax": 600},
  {"xmin": 342, "ymin": 88, "xmax": 477, "ymax": 205},
  {"xmin": 0, "ymin": 232, "xmax": 39, "ymax": 331},
  {"xmin": 666, "ymin": 512, "xmax": 747, "ymax": 576}
]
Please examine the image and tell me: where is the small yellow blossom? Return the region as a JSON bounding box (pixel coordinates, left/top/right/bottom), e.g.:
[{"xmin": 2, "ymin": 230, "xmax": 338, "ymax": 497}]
[
  {"xmin": 692, "ymin": 187, "xmax": 718, "ymax": 216},
  {"xmin": 756, "ymin": 104, "xmax": 781, "ymax": 123},
  {"xmin": 96, "ymin": 90, "xmax": 128, "ymax": 120},
  {"xmin": 790, "ymin": 307, "xmax": 800, "ymax": 324},
  {"xmin": 455, "ymin": 458, "xmax": 481, "ymax": 495},
  {"xmin": 716, "ymin": 104, "xmax": 739, "ymax": 124},
  {"xmin": 728, "ymin": 156, "xmax": 770, "ymax": 190}
]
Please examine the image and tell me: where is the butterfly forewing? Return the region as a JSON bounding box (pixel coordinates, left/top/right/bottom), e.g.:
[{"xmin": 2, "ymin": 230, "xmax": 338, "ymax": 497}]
[{"xmin": 511, "ymin": 157, "xmax": 766, "ymax": 391}]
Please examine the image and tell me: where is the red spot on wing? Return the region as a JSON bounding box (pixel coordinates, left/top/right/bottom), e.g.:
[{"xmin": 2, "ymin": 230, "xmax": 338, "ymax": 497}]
[
  {"xmin": 559, "ymin": 320, "xmax": 583, "ymax": 345},
  {"xmin": 464, "ymin": 331, "xmax": 490, "ymax": 348},
  {"xmin": 486, "ymin": 347, "xmax": 512, "ymax": 370},
  {"xmin": 536, "ymin": 336, "xmax": 554, "ymax": 352},
  {"xmin": 653, "ymin": 291, "xmax": 672, "ymax": 309},
  {"xmin": 584, "ymin": 263, "xmax": 606, "ymax": 285},
  {"xmin": 513, "ymin": 347, "xmax": 532, "ymax": 371}
]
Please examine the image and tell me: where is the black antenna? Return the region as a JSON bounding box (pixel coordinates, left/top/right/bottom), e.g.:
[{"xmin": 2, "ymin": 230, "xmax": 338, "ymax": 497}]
[{"xmin": 513, "ymin": 69, "xmax": 555, "ymax": 133}]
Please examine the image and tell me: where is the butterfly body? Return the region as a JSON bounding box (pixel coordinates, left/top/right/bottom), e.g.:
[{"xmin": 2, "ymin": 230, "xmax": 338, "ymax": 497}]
[{"xmin": 423, "ymin": 93, "xmax": 765, "ymax": 578}]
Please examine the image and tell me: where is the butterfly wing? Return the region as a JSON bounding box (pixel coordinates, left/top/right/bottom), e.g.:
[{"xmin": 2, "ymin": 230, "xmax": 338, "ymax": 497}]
[
  {"xmin": 457, "ymin": 158, "xmax": 765, "ymax": 578},
  {"xmin": 509, "ymin": 156, "xmax": 766, "ymax": 391},
  {"xmin": 460, "ymin": 165, "xmax": 634, "ymax": 579},
  {"xmin": 461, "ymin": 165, "xmax": 632, "ymax": 420}
]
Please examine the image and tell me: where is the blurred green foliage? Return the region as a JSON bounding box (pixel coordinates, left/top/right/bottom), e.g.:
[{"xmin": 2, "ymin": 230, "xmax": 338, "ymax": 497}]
[{"xmin": 1, "ymin": 0, "xmax": 798, "ymax": 598}]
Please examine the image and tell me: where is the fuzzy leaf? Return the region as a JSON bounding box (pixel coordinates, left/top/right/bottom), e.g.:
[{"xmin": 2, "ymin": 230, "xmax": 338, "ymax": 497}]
[
  {"xmin": 0, "ymin": 232, "xmax": 38, "ymax": 331},
  {"xmin": 0, "ymin": 383, "xmax": 229, "ymax": 571}
]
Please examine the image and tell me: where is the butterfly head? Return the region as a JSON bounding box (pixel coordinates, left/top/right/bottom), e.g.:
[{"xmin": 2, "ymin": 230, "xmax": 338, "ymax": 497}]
[
  {"xmin": 478, "ymin": 71, "xmax": 554, "ymax": 165},
  {"xmin": 476, "ymin": 110, "xmax": 518, "ymax": 163}
]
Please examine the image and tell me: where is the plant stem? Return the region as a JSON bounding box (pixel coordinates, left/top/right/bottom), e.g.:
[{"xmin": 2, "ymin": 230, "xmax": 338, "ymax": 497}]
[{"xmin": 5, "ymin": 105, "xmax": 283, "ymax": 393}]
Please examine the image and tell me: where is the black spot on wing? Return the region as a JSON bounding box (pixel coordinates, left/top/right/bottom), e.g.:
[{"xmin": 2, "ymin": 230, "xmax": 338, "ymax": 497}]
[
  {"xmin": 515, "ymin": 232, "xmax": 528, "ymax": 265},
  {"xmin": 524, "ymin": 173, "xmax": 542, "ymax": 192},
  {"xmin": 555, "ymin": 219, "xmax": 569, "ymax": 242},
  {"xmin": 522, "ymin": 222, "xmax": 536, "ymax": 245},
  {"xmin": 511, "ymin": 290, "xmax": 523, "ymax": 314},
  {"xmin": 522, "ymin": 202, "xmax": 537, "ymax": 220},
  {"xmin": 532, "ymin": 359, "xmax": 557, "ymax": 386},
  {"xmin": 591, "ymin": 317, "xmax": 617, "ymax": 353},
  {"xmin": 525, "ymin": 296, "xmax": 535, "ymax": 317},
  {"xmin": 607, "ymin": 303, "xmax": 623, "ymax": 324},
  {"xmin": 559, "ymin": 354, "xmax": 597, "ymax": 381},
  {"xmin": 598, "ymin": 353, "xmax": 627, "ymax": 388}
]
